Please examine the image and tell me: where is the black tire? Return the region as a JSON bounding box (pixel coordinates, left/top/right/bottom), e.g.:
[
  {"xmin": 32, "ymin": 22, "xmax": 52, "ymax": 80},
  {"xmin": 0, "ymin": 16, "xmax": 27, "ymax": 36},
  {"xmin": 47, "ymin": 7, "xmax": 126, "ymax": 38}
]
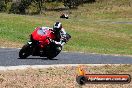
[
  {"xmin": 19, "ymin": 44, "xmax": 31, "ymax": 59},
  {"xmin": 47, "ymin": 50, "xmax": 60, "ymax": 59},
  {"xmin": 76, "ymin": 76, "xmax": 87, "ymax": 85}
]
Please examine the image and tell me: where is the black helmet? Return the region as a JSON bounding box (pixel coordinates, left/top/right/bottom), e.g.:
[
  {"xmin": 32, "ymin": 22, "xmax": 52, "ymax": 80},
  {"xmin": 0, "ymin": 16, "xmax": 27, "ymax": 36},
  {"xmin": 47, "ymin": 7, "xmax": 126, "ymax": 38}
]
[{"xmin": 53, "ymin": 22, "xmax": 62, "ymax": 33}]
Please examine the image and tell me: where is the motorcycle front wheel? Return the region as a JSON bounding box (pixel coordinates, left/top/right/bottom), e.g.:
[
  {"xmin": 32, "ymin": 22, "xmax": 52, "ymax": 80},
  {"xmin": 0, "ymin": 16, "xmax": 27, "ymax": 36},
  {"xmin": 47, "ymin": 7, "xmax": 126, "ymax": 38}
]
[{"xmin": 47, "ymin": 46, "xmax": 62, "ymax": 59}]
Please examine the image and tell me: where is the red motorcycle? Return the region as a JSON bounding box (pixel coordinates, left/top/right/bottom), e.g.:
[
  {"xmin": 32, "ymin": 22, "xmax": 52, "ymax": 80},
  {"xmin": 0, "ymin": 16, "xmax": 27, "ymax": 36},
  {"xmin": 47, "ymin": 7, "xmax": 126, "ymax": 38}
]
[{"xmin": 19, "ymin": 27, "xmax": 71, "ymax": 59}]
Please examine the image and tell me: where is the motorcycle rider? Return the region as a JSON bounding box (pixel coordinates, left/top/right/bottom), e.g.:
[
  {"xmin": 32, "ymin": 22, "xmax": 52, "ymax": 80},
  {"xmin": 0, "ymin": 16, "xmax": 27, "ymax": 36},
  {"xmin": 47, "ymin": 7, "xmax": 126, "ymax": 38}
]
[{"xmin": 52, "ymin": 22, "xmax": 68, "ymax": 46}]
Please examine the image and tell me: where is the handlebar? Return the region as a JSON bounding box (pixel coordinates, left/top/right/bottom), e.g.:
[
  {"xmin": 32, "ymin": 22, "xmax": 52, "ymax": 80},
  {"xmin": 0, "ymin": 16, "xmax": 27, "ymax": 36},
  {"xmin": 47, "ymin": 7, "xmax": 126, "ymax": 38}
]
[{"xmin": 46, "ymin": 37, "xmax": 55, "ymax": 43}]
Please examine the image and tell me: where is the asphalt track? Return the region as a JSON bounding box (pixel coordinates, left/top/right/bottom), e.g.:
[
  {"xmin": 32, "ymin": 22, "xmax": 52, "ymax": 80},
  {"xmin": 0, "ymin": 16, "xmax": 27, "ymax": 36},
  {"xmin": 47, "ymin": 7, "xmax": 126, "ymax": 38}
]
[{"xmin": 0, "ymin": 48, "xmax": 132, "ymax": 66}]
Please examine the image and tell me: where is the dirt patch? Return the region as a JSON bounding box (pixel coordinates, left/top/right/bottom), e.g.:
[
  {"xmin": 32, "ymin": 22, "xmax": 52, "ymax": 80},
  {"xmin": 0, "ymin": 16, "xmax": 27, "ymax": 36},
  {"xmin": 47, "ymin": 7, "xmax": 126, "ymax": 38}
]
[{"xmin": 0, "ymin": 64, "xmax": 131, "ymax": 88}]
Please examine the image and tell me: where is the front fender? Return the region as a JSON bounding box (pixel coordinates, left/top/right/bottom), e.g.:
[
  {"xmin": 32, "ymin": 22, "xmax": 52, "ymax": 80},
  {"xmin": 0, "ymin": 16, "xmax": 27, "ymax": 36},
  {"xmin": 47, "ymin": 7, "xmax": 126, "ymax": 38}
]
[{"xmin": 65, "ymin": 33, "xmax": 71, "ymax": 42}]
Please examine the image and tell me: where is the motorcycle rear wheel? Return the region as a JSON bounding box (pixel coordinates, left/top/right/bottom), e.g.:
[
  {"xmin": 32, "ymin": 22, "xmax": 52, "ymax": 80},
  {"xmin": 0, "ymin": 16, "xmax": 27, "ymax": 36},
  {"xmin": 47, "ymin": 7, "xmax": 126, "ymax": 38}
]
[{"xmin": 19, "ymin": 44, "xmax": 31, "ymax": 59}]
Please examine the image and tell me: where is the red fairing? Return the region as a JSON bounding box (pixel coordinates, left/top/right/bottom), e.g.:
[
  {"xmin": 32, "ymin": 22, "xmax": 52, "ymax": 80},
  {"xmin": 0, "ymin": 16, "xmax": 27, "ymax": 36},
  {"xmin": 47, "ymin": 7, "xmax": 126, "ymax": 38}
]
[{"xmin": 31, "ymin": 27, "xmax": 55, "ymax": 47}]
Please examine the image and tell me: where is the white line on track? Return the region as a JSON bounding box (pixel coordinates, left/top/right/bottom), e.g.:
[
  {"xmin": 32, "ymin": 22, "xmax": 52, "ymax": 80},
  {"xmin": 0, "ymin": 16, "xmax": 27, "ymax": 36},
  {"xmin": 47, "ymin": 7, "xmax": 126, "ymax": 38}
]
[{"xmin": 0, "ymin": 64, "xmax": 123, "ymax": 71}]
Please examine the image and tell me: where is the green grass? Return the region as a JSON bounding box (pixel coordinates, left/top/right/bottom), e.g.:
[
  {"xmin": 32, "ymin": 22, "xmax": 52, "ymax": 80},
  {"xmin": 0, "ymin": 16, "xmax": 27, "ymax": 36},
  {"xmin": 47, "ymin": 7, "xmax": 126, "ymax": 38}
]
[{"xmin": 0, "ymin": 0, "xmax": 132, "ymax": 55}]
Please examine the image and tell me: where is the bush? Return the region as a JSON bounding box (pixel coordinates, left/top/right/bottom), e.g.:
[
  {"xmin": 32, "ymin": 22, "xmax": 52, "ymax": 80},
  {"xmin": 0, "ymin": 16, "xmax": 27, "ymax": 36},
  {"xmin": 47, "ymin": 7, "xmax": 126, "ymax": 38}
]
[
  {"xmin": 45, "ymin": 2, "xmax": 63, "ymax": 10},
  {"xmin": 6, "ymin": 2, "xmax": 12, "ymax": 13},
  {"xmin": 0, "ymin": 1, "xmax": 6, "ymax": 12},
  {"xmin": 63, "ymin": 0, "xmax": 80, "ymax": 9},
  {"xmin": 9, "ymin": 2, "xmax": 20, "ymax": 14},
  {"xmin": 26, "ymin": 2, "xmax": 40, "ymax": 15}
]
